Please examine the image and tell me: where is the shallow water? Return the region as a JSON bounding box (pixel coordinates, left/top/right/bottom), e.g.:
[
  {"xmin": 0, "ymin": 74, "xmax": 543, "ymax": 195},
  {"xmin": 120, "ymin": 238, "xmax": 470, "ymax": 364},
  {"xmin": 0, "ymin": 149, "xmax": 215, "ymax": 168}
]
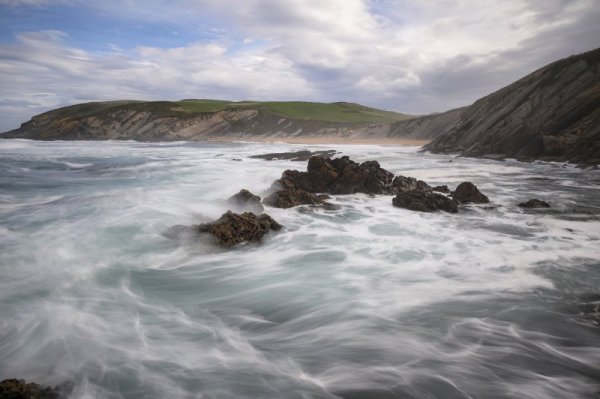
[{"xmin": 0, "ymin": 139, "xmax": 599, "ymax": 398}]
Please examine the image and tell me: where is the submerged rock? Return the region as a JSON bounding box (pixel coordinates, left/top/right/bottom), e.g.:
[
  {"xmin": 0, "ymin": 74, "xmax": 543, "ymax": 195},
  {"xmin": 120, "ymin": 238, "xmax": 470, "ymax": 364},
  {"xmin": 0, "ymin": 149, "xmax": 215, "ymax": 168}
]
[
  {"xmin": 452, "ymin": 182, "xmax": 490, "ymax": 204},
  {"xmin": 518, "ymin": 199, "xmax": 551, "ymax": 208},
  {"xmin": 227, "ymin": 189, "xmax": 264, "ymax": 213},
  {"xmin": 250, "ymin": 149, "xmax": 337, "ymax": 161},
  {"xmin": 0, "ymin": 379, "xmax": 60, "ymax": 399},
  {"xmin": 392, "ymin": 191, "xmax": 458, "ymax": 213},
  {"xmin": 198, "ymin": 211, "xmax": 282, "ymax": 247}
]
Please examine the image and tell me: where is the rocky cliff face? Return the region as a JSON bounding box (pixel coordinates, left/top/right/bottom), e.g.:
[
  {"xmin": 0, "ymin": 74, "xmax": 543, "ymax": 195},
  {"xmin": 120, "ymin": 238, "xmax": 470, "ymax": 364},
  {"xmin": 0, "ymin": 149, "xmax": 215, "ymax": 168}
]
[
  {"xmin": 1, "ymin": 102, "xmax": 399, "ymax": 141},
  {"xmin": 388, "ymin": 108, "xmax": 465, "ymax": 140},
  {"xmin": 424, "ymin": 48, "xmax": 600, "ymax": 164}
]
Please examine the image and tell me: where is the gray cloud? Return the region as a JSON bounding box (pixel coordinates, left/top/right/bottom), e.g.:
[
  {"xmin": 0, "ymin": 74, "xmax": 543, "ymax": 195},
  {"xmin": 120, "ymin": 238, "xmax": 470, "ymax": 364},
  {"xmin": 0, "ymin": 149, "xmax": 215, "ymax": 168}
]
[{"xmin": 0, "ymin": 0, "xmax": 598, "ymax": 132}]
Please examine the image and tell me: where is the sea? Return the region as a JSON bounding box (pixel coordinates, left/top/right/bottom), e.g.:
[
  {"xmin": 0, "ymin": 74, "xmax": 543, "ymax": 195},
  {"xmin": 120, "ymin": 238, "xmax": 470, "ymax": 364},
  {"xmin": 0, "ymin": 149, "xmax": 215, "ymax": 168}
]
[{"xmin": 0, "ymin": 139, "xmax": 599, "ymax": 398}]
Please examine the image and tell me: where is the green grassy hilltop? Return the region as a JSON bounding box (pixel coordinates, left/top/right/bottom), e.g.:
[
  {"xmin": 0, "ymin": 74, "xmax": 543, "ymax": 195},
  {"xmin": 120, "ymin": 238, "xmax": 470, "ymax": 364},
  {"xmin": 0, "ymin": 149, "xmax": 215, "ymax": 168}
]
[{"xmin": 43, "ymin": 99, "xmax": 412, "ymax": 124}]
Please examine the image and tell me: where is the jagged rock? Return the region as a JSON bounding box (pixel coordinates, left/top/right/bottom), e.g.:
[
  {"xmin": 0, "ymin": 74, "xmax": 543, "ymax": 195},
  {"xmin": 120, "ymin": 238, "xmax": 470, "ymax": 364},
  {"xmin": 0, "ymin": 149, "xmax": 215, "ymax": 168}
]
[
  {"xmin": 250, "ymin": 149, "xmax": 337, "ymax": 161},
  {"xmin": 272, "ymin": 155, "xmax": 395, "ymax": 195},
  {"xmin": 452, "ymin": 182, "xmax": 490, "ymax": 204},
  {"xmin": 392, "ymin": 191, "xmax": 458, "ymax": 213},
  {"xmin": 0, "ymin": 379, "xmax": 60, "ymax": 399},
  {"xmin": 263, "ymin": 189, "xmax": 330, "ymax": 209},
  {"xmin": 392, "ymin": 175, "xmax": 432, "ymax": 193},
  {"xmin": 198, "ymin": 211, "xmax": 282, "ymax": 247},
  {"xmin": 518, "ymin": 199, "xmax": 550, "ymax": 208},
  {"xmin": 432, "ymin": 185, "xmax": 450, "ymax": 193},
  {"xmin": 227, "ymin": 189, "xmax": 264, "ymax": 213}
]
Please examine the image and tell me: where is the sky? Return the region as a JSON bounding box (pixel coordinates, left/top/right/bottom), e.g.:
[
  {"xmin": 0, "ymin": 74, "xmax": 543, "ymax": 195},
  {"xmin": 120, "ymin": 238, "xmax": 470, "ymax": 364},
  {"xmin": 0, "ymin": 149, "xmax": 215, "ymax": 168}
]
[{"xmin": 0, "ymin": 0, "xmax": 599, "ymax": 132}]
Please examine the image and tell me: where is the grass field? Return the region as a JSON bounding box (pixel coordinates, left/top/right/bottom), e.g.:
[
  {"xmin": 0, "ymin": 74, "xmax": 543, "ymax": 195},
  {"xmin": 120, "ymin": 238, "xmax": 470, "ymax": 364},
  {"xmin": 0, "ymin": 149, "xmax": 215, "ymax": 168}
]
[{"xmin": 46, "ymin": 99, "xmax": 412, "ymax": 124}]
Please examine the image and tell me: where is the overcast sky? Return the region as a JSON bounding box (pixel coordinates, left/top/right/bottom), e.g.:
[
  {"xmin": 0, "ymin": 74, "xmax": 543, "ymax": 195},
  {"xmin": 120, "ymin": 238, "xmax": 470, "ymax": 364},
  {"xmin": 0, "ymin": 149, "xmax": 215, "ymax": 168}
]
[{"xmin": 0, "ymin": 0, "xmax": 598, "ymax": 132}]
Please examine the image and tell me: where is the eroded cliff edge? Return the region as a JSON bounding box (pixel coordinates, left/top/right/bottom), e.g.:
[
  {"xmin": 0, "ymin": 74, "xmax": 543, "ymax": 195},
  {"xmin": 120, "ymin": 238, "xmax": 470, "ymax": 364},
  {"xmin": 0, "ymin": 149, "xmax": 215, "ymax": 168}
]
[{"xmin": 424, "ymin": 48, "xmax": 600, "ymax": 164}]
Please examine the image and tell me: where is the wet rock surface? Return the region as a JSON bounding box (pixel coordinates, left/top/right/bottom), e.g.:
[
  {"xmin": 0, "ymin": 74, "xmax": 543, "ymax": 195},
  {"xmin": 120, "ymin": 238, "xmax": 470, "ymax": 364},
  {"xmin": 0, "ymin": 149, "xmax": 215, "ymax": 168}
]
[
  {"xmin": 518, "ymin": 199, "xmax": 551, "ymax": 208},
  {"xmin": 392, "ymin": 175, "xmax": 432, "ymax": 193},
  {"xmin": 198, "ymin": 211, "xmax": 282, "ymax": 247},
  {"xmin": 392, "ymin": 191, "xmax": 458, "ymax": 213},
  {"xmin": 250, "ymin": 149, "xmax": 337, "ymax": 161},
  {"xmin": 263, "ymin": 189, "xmax": 330, "ymax": 209},
  {"xmin": 272, "ymin": 155, "xmax": 396, "ymax": 196},
  {"xmin": 432, "ymin": 185, "xmax": 450, "ymax": 194},
  {"xmin": 0, "ymin": 379, "xmax": 61, "ymax": 399},
  {"xmin": 227, "ymin": 189, "xmax": 264, "ymax": 213},
  {"xmin": 452, "ymin": 182, "xmax": 490, "ymax": 204}
]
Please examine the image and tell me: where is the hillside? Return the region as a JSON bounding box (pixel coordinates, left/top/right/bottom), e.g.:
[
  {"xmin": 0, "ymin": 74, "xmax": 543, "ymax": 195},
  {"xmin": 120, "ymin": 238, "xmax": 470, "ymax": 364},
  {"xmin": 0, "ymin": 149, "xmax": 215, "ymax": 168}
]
[
  {"xmin": 0, "ymin": 100, "xmax": 414, "ymax": 141},
  {"xmin": 424, "ymin": 48, "xmax": 600, "ymax": 164}
]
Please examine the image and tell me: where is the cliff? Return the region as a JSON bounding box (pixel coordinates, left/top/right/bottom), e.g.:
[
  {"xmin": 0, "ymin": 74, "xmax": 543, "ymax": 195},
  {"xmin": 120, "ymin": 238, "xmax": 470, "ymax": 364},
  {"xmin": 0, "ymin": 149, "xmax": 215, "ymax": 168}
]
[
  {"xmin": 424, "ymin": 48, "xmax": 600, "ymax": 164},
  {"xmin": 1, "ymin": 100, "xmax": 415, "ymax": 141}
]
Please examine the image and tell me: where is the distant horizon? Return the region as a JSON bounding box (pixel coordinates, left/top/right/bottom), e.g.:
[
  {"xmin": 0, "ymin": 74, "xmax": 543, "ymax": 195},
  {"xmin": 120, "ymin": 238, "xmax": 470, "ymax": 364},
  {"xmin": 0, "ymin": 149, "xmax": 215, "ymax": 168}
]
[{"xmin": 1, "ymin": 0, "xmax": 599, "ymax": 132}]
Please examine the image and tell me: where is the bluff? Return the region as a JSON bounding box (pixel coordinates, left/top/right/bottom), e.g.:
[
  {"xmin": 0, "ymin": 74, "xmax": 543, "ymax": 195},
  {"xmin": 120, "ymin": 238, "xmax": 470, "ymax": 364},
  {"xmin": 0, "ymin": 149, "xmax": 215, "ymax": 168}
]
[
  {"xmin": 1, "ymin": 100, "xmax": 416, "ymax": 141},
  {"xmin": 424, "ymin": 48, "xmax": 600, "ymax": 164}
]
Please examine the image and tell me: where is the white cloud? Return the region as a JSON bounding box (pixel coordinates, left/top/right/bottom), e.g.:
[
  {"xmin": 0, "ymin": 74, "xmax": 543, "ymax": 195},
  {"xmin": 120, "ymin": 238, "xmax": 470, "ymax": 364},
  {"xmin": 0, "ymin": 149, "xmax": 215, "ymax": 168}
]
[{"xmin": 0, "ymin": 0, "xmax": 599, "ymax": 131}]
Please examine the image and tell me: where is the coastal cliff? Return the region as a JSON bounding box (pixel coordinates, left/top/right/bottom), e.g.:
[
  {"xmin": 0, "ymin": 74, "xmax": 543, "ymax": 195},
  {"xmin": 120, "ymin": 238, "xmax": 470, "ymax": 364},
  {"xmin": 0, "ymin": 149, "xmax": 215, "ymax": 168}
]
[
  {"xmin": 1, "ymin": 101, "xmax": 412, "ymax": 141},
  {"xmin": 424, "ymin": 48, "xmax": 600, "ymax": 164}
]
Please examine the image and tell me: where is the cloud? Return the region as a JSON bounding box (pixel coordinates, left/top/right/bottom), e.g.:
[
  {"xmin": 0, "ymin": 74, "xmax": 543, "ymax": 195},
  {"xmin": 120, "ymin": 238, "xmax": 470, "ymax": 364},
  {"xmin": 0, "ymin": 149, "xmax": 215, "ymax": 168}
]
[{"xmin": 0, "ymin": 0, "xmax": 599, "ymax": 131}]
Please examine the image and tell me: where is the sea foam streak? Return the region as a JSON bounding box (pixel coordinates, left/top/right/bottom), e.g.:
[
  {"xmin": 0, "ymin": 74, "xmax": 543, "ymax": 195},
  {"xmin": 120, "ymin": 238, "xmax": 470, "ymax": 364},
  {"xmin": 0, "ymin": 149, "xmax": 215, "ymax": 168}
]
[{"xmin": 0, "ymin": 140, "xmax": 599, "ymax": 398}]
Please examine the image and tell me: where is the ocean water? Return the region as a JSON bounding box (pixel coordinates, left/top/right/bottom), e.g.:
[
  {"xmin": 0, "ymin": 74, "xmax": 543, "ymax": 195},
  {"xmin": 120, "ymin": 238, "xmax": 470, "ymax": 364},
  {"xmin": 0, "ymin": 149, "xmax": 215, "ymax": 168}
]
[{"xmin": 0, "ymin": 139, "xmax": 599, "ymax": 399}]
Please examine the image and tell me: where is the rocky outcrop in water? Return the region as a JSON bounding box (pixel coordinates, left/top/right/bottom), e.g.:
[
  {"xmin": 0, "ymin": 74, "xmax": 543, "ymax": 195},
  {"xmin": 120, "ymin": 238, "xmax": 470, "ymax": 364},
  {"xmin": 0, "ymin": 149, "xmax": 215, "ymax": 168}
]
[
  {"xmin": 273, "ymin": 156, "xmax": 396, "ymax": 196},
  {"xmin": 263, "ymin": 189, "xmax": 330, "ymax": 209},
  {"xmin": 227, "ymin": 189, "xmax": 264, "ymax": 213},
  {"xmin": 198, "ymin": 211, "xmax": 282, "ymax": 247},
  {"xmin": 518, "ymin": 199, "xmax": 550, "ymax": 208},
  {"xmin": 432, "ymin": 185, "xmax": 450, "ymax": 194},
  {"xmin": 392, "ymin": 191, "xmax": 458, "ymax": 213},
  {"xmin": 392, "ymin": 175, "xmax": 432, "ymax": 193},
  {"xmin": 452, "ymin": 182, "xmax": 490, "ymax": 204},
  {"xmin": 424, "ymin": 48, "xmax": 600, "ymax": 164},
  {"xmin": 0, "ymin": 379, "xmax": 61, "ymax": 399}
]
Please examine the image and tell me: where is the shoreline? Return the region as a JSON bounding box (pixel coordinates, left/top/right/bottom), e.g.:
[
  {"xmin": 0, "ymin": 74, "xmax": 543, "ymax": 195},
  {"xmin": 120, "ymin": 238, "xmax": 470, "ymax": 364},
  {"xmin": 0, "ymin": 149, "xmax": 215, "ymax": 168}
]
[{"xmin": 227, "ymin": 136, "xmax": 431, "ymax": 146}]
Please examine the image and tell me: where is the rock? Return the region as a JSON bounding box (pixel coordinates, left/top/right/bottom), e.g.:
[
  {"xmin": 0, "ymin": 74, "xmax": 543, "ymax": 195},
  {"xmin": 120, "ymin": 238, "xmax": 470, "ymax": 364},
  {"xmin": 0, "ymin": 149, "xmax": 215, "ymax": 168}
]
[
  {"xmin": 263, "ymin": 189, "xmax": 330, "ymax": 209},
  {"xmin": 392, "ymin": 175, "xmax": 432, "ymax": 193},
  {"xmin": 0, "ymin": 379, "xmax": 60, "ymax": 399},
  {"xmin": 424, "ymin": 49, "xmax": 600, "ymax": 165},
  {"xmin": 272, "ymin": 155, "xmax": 396, "ymax": 195},
  {"xmin": 432, "ymin": 185, "xmax": 450, "ymax": 193},
  {"xmin": 392, "ymin": 191, "xmax": 458, "ymax": 213},
  {"xmin": 250, "ymin": 149, "xmax": 337, "ymax": 161},
  {"xmin": 452, "ymin": 182, "xmax": 490, "ymax": 204},
  {"xmin": 198, "ymin": 211, "xmax": 282, "ymax": 247},
  {"xmin": 518, "ymin": 199, "xmax": 551, "ymax": 208},
  {"xmin": 227, "ymin": 189, "xmax": 264, "ymax": 213}
]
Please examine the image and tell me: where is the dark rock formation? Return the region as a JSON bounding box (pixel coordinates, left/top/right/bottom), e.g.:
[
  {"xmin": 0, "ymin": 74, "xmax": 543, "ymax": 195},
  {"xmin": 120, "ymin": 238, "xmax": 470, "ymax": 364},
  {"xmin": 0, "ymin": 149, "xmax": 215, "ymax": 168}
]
[
  {"xmin": 432, "ymin": 185, "xmax": 450, "ymax": 194},
  {"xmin": 273, "ymin": 155, "xmax": 396, "ymax": 195},
  {"xmin": 227, "ymin": 189, "xmax": 264, "ymax": 213},
  {"xmin": 392, "ymin": 175, "xmax": 432, "ymax": 193},
  {"xmin": 518, "ymin": 199, "xmax": 551, "ymax": 208},
  {"xmin": 263, "ymin": 189, "xmax": 329, "ymax": 209},
  {"xmin": 452, "ymin": 182, "xmax": 490, "ymax": 204},
  {"xmin": 250, "ymin": 149, "xmax": 337, "ymax": 161},
  {"xmin": 198, "ymin": 211, "xmax": 282, "ymax": 247},
  {"xmin": 392, "ymin": 191, "xmax": 458, "ymax": 213},
  {"xmin": 0, "ymin": 379, "xmax": 60, "ymax": 399},
  {"xmin": 425, "ymin": 48, "xmax": 600, "ymax": 165}
]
